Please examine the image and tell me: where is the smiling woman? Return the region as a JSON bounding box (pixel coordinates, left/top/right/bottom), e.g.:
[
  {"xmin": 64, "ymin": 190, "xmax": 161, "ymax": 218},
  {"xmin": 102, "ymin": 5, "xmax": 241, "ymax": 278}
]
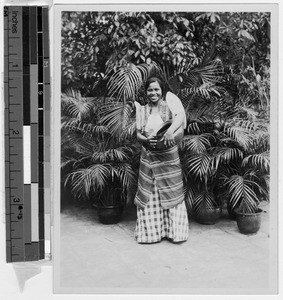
[{"xmin": 134, "ymin": 76, "xmax": 189, "ymax": 243}]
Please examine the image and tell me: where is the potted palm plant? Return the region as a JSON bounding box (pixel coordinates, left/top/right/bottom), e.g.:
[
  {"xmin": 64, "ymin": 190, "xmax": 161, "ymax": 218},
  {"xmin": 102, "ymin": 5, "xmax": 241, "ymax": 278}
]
[
  {"xmin": 64, "ymin": 134, "xmax": 139, "ymax": 224},
  {"xmin": 180, "ymin": 136, "xmax": 223, "ymax": 225},
  {"xmin": 224, "ymin": 130, "xmax": 270, "ymax": 234},
  {"xmin": 225, "ymin": 173, "xmax": 267, "ymax": 235},
  {"xmin": 179, "ymin": 95, "xmax": 237, "ymax": 225},
  {"xmin": 61, "ymin": 89, "xmax": 139, "ymax": 224},
  {"xmin": 180, "ymin": 85, "xmax": 269, "ymax": 228}
]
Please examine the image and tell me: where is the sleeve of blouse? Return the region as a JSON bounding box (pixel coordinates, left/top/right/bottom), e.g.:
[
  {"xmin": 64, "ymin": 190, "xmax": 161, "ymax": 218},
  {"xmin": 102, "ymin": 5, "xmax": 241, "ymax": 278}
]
[
  {"xmin": 166, "ymin": 91, "xmax": 187, "ymax": 129},
  {"xmin": 134, "ymin": 101, "xmax": 141, "ymax": 131}
]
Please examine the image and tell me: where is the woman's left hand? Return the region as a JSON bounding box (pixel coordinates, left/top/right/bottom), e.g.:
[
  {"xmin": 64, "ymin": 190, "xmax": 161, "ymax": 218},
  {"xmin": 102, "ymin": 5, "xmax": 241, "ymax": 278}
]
[{"xmin": 161, "ymin": 129, "xmax": 175, "ymax": 147}]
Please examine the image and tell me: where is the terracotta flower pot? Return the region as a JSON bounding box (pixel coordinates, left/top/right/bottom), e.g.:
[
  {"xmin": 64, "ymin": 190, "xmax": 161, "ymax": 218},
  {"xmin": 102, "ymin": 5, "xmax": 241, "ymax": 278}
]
[
  {"xmin": 195, "ymin": 207, "xmax": 222, "ymax": 225},
  {"xmin": 235, "ymin": 209, "xmax": 262, "ymax": 235}
]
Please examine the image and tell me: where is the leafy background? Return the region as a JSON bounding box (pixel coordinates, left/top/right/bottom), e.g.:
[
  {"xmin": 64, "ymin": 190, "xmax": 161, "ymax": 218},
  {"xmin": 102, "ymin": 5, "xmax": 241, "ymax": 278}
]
[{"xmin": 61, "ymin": 11, "xmax": 270, "ymax": 214}]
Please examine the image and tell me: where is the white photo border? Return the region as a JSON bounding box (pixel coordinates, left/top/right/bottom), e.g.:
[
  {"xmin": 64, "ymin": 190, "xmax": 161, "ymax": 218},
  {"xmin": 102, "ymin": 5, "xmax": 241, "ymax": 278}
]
[{"xmin": 52, "ymin": 2, "xmax": 279, "ymax": 295}]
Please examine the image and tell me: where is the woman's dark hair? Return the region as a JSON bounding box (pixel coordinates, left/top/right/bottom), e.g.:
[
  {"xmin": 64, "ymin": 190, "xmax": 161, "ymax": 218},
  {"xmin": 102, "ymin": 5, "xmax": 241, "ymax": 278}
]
[{"xmin": 144, "ymin": 76, "xmax": 166, "ymax": 97}]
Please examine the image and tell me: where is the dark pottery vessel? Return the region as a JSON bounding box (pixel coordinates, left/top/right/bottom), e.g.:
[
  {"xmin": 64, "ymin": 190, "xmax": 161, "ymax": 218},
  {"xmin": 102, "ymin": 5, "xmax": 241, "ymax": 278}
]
[
  {"xmin": 97, "ymin": 205, "xmax": 124, "ymax": 224},
  {"xmin": 235, "ymin": 209, "xmax": 262, "ymax": 235},
  {"xmin": 195, "ymin": 207, "xmax": 222, "ymax": 225}
]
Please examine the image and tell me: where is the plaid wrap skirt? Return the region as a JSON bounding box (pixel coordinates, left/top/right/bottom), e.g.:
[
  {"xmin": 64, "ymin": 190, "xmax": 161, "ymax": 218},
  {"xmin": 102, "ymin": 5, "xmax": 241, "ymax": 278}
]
[
  {"xmin": 134, "ymin": 179, "xmax": 189, "ymax": 243},
  {"xmin": 134, "ymin": 145, "xmax": 185, "ymax": 209}
]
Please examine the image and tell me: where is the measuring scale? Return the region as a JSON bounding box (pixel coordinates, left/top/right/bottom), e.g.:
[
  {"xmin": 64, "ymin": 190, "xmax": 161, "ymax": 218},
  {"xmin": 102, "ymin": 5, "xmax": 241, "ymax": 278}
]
[{"xmin": 4, "ymin": 6, "xmax": 50, "ymax": 262}]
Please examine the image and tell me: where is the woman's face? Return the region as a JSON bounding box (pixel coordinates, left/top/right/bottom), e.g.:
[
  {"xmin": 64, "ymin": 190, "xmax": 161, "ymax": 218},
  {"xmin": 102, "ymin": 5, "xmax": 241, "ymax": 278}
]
[{"xmin": 146, "ymin": 81, "xmax": 162, "ymax": 104}]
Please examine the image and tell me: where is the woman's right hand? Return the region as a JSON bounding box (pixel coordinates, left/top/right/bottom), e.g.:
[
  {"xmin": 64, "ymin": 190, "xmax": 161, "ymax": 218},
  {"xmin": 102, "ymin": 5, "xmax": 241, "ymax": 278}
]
[
  {"xmin": 137, "ymin": 130, "xmax": 157, "ymax": 148},
  {"xmin": 146, "ymin": 136, "xmax": 158, "ymax": 149}
]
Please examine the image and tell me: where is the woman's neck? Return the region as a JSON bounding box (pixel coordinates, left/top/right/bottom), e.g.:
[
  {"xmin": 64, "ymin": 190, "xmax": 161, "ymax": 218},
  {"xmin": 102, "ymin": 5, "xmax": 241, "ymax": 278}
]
[{"xmin": 149, "ymin": 99, "xmax": 162, "ymax": 107}]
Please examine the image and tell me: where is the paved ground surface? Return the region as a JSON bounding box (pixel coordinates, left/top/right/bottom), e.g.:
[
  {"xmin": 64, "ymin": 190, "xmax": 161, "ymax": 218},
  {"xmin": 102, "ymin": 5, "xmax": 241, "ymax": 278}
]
[{"xmin": 58, "ymin": 201, "xmax": 275, "ymax": 294}]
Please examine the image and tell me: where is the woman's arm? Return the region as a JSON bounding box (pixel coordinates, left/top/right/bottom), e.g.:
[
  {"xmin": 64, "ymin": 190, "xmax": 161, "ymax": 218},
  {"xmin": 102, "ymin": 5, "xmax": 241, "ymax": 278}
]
[
  {"xmin": 160, "ymin": 114, "xmax": 183, "ymax": 147},
  {"xmin": 166, "ymin": 113, "xmax": 184, "ymax": 134},
  {"xmin": 137, "ymin": 130, "xmax": 147, "ymax": 145},
  {"xmin": 161, "ymin": 92, "xmax": 186, "ymax": 147},
  {"xmin": 135, "ymin": 102, "xmax": 158, "ymax": 148}
]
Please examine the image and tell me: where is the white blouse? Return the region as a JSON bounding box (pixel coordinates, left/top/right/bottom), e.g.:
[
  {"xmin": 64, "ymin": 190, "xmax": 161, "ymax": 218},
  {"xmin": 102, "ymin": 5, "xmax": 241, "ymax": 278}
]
[{"xmin": 144, "ymin": 113, "xmax": 164, "ymax": 137}]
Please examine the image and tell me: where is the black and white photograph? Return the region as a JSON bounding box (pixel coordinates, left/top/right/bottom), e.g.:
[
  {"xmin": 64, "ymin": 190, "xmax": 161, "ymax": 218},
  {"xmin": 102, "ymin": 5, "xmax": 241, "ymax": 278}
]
[{"xmin": 53, "ymin": 3, "xmax": 278, "ymax": 294}]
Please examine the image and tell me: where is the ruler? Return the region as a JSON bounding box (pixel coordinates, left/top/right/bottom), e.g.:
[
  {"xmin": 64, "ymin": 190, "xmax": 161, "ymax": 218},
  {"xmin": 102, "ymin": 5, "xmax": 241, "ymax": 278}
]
[{"xmin": 4, "ymin": 6, "xmax": 50, "ymax": 262}]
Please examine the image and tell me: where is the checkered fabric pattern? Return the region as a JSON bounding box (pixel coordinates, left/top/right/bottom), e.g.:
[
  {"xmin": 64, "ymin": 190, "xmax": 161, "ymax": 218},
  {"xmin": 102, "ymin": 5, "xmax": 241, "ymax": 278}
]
[{"xmin": 134, "ymin": 181, "xmax": 189, "ymax": 243}]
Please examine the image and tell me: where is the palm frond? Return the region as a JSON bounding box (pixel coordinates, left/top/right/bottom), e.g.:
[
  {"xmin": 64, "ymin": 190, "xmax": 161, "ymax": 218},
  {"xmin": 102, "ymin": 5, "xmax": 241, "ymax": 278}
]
[
  {"xmin": 62, "ymin": 117, "xmax": 109, "ymax": 137},
  {"xmin": 181, "ymin": 134, "xmax": 211, "ymax": 154},
  {"xmin": 61, "ymin": 89, "xmax": 97, "ymax": 121},
  {"xmin": 211, "ymin": 147, "xmax": 244, "ymax": 172},
  {"xmin": 239, "ymin": 106, "xmax": 259, "ymax": 121},
  {"xmin": 261, "ymin": 175, "xmax": 270, "ymax": 198},
  {"xmin": 65, "ymin": 164, "xmax": 111, "ymax": 198},
  {"xmin": 91, "ymin": 146, "xmax": 133, "ymax": 163},
  {"xmin": 194, "ymin": 190, "xmax": 217, "ymax": 215},
  {"xmin": 250, "ymin": 125, "xmax": 270, "ymax": 153},
  {"xmin": 187, "ymin": 122, "xmax": 201, "ymax": 134},
  {"xmin": 107, "ymin": 63, "xmax": 142, "ymax": 102},
  {"xmin": 179, "ymin": 84, "xmax": 221, "ymax": 100},
  {"xmin": 158, "ymin": 56, "xmax": 223, "ymax": 99},
  {"xmin": 235, "ymin": 120, "xmax": 258, "ymax": 131},
  {"xmin": 61, "ymin": 157, "xmax": 77, "ymax": 170},
  {"xmin": 183, "ymin": 58, "xmax": 223, "ymax": 86},
  {"xmin": 76, "ymin": 139, "xmax": 100, "ymax": 157},
  {"xmin": 120, "ymin": 120, "xmax": 137, "ymax": 140},
  {"xmin": 99, "ymin": 102, "xmax": 134, "ymax": 135},
  {"xmin": 186, "ymin": 153, "xmax": 211, "ymax": 180},
  {"xmin": 106, "ymin": 62, "xmax": 155, "ymax": 102},
  {"xmin": 187, "ymin": 102, "xmax": 215, "ymax": 122},
  {"xmin": 242, "ymin": 153, "xmax": 270, "ymax": 173},
  {"xmin": 226, "ymin": 175, "xmax": 259, "ymax": 213},
  {"xmin": 224, "ymin": 122, "xmax": 255, "ymax": 150},
  {"xmin": 187, "ymin": 116, "xmax": 214, "ymax": 134},
  {"xmin": 184, "ymin": 184, "xmax": 196, "ymax": 216},
  {"xmin": 115, "ymin": 163, "xmax": 137, "ymax": 192},
  {"xmin": 61, "ymin": 129, "xmax": 97, "ymax": 157},
  {"xmin": 137, "ymin": 62, "xmax": 159, "ymax": 80},
  {"xmin": 215, "ymin": 147, "xmax": 244, "ymax": 162}
]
